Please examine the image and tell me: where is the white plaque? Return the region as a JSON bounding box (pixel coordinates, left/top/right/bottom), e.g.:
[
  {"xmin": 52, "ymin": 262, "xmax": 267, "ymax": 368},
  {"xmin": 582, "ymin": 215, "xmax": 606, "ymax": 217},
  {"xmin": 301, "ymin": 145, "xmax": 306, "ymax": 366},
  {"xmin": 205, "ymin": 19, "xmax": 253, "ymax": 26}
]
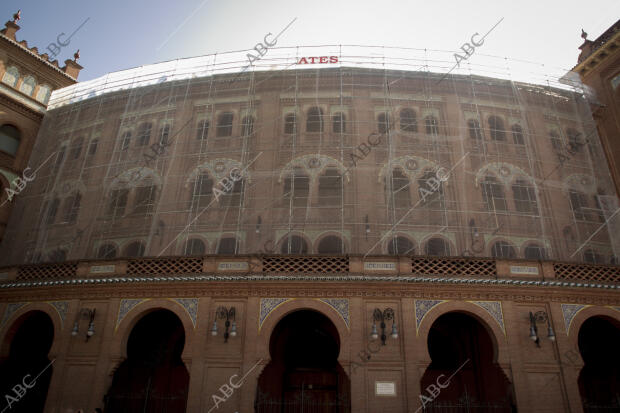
[
  {"xmin": 364, "ymin": 262, "xmax": 396, "ymax": 271},
  {"xmin": 218, "ymin": 261, "xmax": 249, "ymax": 271},
  {"xmin": 375, "ymin": 381, "xmax": 396, "ymax": 396},
  {"xmin": 89, "ymin": 265, "xmax": 115, "ymax": 274},
  {"xmin": 510, "ymin": 266, "xmax": 539, "ymax": 275}
]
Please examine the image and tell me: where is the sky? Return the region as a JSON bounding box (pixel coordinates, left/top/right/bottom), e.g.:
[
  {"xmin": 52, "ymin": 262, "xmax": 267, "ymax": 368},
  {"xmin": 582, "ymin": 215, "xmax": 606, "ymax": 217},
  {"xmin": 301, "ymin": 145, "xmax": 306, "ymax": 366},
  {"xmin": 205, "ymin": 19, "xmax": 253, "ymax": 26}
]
[{"xmin": 1, "ymin": 0, "xmax": 618, "ymax": 82}]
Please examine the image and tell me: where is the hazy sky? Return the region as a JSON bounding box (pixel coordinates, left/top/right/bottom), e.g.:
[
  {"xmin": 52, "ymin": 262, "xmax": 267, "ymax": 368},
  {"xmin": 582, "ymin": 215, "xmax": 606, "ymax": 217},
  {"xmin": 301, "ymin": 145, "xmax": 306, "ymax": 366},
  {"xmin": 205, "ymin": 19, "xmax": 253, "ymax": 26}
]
[{"xmin": 1, "ymin": 0, "xmax": 618, "ymax": 82}]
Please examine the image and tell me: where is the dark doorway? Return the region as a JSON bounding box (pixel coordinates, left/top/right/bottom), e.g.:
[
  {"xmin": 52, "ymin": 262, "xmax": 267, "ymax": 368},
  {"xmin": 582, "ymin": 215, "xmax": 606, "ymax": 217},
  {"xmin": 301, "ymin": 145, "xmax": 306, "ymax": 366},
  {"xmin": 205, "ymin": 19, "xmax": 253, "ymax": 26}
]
[
  {"xmin": 104, "ymin": 309, "xmax": 189, "ymax": 413},
  {"xmin": 0, "ymin": 311, "xmax": 54, "ymax": 413},
  {"xmin": 255, "ymin": 310, "xmax": 350, "ymax": 412},
  {"xmin": 578, "ymin": 316, "xmax": 620, "ymax": 412},
  {"xmin": 420, "ymin": 312, "xmax": 516, "ymax": 412}
]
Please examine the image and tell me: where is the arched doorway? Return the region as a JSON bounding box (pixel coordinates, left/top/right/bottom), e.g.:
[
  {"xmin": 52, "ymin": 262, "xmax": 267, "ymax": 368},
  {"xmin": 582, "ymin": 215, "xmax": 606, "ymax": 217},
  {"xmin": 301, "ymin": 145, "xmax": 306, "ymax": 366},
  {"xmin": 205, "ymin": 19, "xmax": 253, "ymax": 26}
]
[
  {"xmin": 104, "ymin": 309, "xmax": 189, "ymax": 413},
  {"xmin": 0, "ymin": 311, "xmax": 54, "ymax": 413},
  {"xmin": 420, "ymin": 312, "xmax": 516, "ymax": 412},
  {"xmin": 577, "ymin": 316, "xmax": 620, "ymax": 411},
  {"xmin": 255, "ymin": 310, "xmax": 351, "ymax": 412}
]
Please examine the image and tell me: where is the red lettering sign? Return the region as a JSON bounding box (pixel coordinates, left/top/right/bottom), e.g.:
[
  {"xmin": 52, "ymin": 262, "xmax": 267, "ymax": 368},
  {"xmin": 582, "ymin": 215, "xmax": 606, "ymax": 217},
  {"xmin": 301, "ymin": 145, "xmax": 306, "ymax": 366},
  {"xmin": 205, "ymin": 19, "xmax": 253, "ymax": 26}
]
[{"xmin": 297, "ymin": 56, "xmax": 338, "ymax": 65}]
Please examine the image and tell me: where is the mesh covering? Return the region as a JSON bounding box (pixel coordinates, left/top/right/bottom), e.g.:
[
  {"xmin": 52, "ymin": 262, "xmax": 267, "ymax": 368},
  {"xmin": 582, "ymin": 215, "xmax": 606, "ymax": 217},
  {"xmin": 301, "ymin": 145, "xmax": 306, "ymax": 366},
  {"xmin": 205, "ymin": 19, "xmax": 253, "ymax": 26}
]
[{"xmin": 1, "ymin": 45, "xmax": 619, "ymax": 267}]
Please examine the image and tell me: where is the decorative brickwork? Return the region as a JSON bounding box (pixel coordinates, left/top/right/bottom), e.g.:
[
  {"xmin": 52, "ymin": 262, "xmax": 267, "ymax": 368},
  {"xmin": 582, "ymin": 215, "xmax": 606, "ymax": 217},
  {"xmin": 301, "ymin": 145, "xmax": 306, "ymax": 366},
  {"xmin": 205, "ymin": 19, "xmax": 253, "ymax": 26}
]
[
  {"xmin": 127, "ymin": 258, "xmax": 203, "ymax": 276},
  {"xmin": 262, "ymin": 257, "xmax": 349, "ymax": 273},
  {"xmin": 411, "ymin": 257, "xmax": 496, "ymax": 277},
  {"xmin": 554, "ymin": 263, "xmax": 620, "ymax": 284},
  {"xmin": 16, "ymin": 262, "xmax": 77, "ymax": 280}
]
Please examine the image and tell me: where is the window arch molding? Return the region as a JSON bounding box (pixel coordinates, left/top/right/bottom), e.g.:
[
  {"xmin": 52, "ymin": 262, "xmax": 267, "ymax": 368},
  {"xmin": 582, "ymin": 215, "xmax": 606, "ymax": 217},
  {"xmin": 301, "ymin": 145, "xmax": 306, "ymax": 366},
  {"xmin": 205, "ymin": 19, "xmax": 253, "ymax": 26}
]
[
  {"xmin": 314, "ymin": 232, "xmax": 348, "ymax": 254},
  {"xmin": 489, "ymin": 239, "xmax": 517, "ymax": 258},
  {"xmin": 378, "ymin": 155, "xmax": 441, "ymax": 185},
  {"xmin": 278, "ymin": 154, "xmax": 349, "ymax": 185},
  {"xmin": 278, "ymin": 232, "xmax": 311, "ymax": 254},
  {"xmin": 385, "ymin": 235, "xmax": 417, "ymax": 255},
  {"xmin": 186, "ymin": 158, "xmax": 253, "ymax": 188},
  {"xmin": 421, "ymin": 235, "xmax": 453, "ymax": 256},
  {"xmin": 2, "ymin": 65, "xmax": 20, "ymax": 87},
  {"xmin": 0, "ymin": 124, "xmax": 22, "ymax": 156},
  {"xmin": 474, "ymin": 162, "xmax": 535, "ymax": 189}
]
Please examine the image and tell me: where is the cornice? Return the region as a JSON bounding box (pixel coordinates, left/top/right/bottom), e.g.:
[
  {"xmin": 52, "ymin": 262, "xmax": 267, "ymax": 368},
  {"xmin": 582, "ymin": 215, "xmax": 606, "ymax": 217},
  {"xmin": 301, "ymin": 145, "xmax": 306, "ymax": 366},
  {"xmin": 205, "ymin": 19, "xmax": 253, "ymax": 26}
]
[
  {"xmin": 0, "ymin": 274, "xmax": 618, "ymax": 305},
  {"xmin": 573, "ymin": 29, "xmax": 620, "ymax": 78},
  {"xmin": 0, "ymin": 89, "xmax": 44, "ymax": 121}
]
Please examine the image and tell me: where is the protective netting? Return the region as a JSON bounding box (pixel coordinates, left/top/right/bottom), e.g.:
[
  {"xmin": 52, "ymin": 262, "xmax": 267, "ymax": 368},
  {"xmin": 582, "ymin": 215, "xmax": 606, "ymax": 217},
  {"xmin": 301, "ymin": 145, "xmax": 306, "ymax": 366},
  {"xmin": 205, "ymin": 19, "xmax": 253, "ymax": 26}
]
[{"xmin": 1, "ymin": 45, "xmax": 618, "ymax": 266}]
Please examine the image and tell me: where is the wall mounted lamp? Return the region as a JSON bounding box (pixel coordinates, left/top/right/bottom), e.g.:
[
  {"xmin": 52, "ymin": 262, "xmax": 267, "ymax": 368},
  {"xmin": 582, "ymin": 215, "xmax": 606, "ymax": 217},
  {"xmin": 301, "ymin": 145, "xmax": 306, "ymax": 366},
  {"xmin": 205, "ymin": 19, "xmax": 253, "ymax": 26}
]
[
  {"xmin": 529, "ymin": 311, "xmax": 555, "ymax": 347},
  {"xmin": 256, "ymin": 216, "xmax": 262, "ymax": 234},
  {"xmin": 371, "ymin": 308, "xmax": 398, "ymax": 345},
  {"xmin": 71, "ymin": 308, "xmax": 96, "ymax": 342},
  {"xmin": 211, "ymin": 306, "xmax": 237, "ymax": 343}
]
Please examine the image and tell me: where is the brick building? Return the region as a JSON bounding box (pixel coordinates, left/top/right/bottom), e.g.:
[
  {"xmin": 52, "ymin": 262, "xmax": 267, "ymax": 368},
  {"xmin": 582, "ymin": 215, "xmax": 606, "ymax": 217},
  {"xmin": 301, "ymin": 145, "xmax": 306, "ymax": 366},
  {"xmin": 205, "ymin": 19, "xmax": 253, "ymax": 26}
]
[{"xmin": 0, "ymin": 14, "xmax": 618, "ymax": 413}]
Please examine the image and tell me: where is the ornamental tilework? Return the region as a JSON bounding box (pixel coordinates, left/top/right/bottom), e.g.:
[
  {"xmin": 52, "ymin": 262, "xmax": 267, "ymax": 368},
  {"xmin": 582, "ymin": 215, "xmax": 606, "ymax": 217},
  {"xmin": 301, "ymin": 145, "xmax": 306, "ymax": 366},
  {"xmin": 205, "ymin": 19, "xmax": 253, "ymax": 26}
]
[
  {"xmin": 469, "ymin": 301, "xmax": 505, "ymax": 334},
  {"xmin": 116, "ymin": 299, "xmax": 148, "ymax": 330},
  {"xmin": 48, "ymin": 301, "xmax": 69, "ymax": 326},
  {"xmin": 173, "ymin": 298, "xmax": 199, "ymax": 328},
  {"xmin": 415, "ymin": 300, "xmax": 447, "ymax": 334},
  {"xmin": 0, "ymin": 302, "xmax": 28, "ymax": 328},
  {"xmin": 561, "ymin": 304, "xmax": 590, "ymax": 335},
  {"xmin": 319, "ymin": 298, "xmax": 350, "ymax": 328},
  {"xmin": 259, "ymin": 298, "xmax": 291, "ymax": 330}
]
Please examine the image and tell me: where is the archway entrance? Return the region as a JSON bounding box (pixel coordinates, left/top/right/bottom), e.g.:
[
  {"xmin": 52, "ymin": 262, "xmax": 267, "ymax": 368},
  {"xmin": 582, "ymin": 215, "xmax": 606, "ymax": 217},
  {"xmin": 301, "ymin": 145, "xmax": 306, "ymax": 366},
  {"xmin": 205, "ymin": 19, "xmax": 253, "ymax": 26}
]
[
  {"xmin": 255, "ymin": 310, "xmax": 351, "ymax": 412},
  {"xmin": 577, "ymin": 316, "xmax": 620, "ymax": 411},
  {"xmin": 420, "ymin": 312, "xmax": 516, "ymax": 412},
  {"xmin": 104, "ymin": 309, "xmax": 189, "ymax": 413},
  {"xmin": 0, "ymin": 311, "xmax": 54, "ymax": 413}
]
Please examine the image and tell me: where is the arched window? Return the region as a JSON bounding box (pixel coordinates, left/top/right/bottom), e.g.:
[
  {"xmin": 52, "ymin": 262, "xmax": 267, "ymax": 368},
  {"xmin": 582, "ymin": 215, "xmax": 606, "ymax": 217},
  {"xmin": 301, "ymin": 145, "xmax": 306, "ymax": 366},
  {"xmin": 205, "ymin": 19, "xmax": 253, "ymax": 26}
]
[
  {"xmin": 48, "ymin": 249, "xmax": 67, "ymax": 263},
  {"xmin": 158, "ymin": 124, "xmax": 170, "ymax": 145},
  {"xmin": 36, "ymin": 85, "xmax": 52, "ymax": 104},
  {"xmin": 583, "ymin": 249, "xmax": 603, "ymax": 264},
  {"xmin": 45, "ymin": 198, "xmax": 60, "ymax": 225},
  {"xmin": 418, "ymin": 170, "xmax": 444, "ymax": 208},
  {"xmin": 425, "ymin": 116, "xmax": 439, "ymax": 136},
  {"xmin": 425, "ymin": 237, "xmax": 450, "ymax": 256},
  {"xmin": 53, "ymin": 146, "xmax": 66, "ymax": 173},
  {"xmin": 280, "ymin": 235, "xmax": 308, "ymax": 254},
  {"xmin": 511, "ymin": 124, "xmax": 524, "ymax": 145},
  {"xmin": 549, "ymin": 130, "xmax": 562, "ymax": 150},
  {"xmin": 488, "ymin": 116, "xmax": 506, "ymax": 141},
  {"xmin": 184, "ymin": 238, "xmax": 206, "ymax": 256},
  {"xmin": 19, "ymin": 75, "xmax": 36, "ymax": 96},
  {"xmin": 283, "ymin": 167, "xmax": 309, "ymax": 207},
  {"xmin": 97, "ymin": 244, "xmax": 117, "ymax": 259},
  {"xmin": 241, "ymin": 116, "xmax": 254, "ymax": 136},
  {"xmin": 306, "ymin": 107, "xmax": 323, "ymax": 132},
  {"xmin": 318, "ymin": 168, "xmax": 342, "ymax": 206},
  {"xmin": 216, "ymin": 112, "xmax": 234, "ymax": 137},
  {"xmin": 0, "ymin": 124, "xmax": 21, "ymax": 156},
  {"xmin": 317, "ymin": 235, "xmax": 344, "ymax": 254},
  {"xmin": 137, "ymin": 123, "xmax": 152, "ymax": 146},
  {"xmin": 133, "ymin": 185, "xmax": 157, "ymax": 214},
  {"xmin": 63, "ymin": 192, "xmax": 81, "ymax": 223},
  {"xmin": 491, "ymin": 241, "xmax": 516, "ymax": 258},
  {"xmin": 481, "ymin": 176, "xmax": 507, "ymax": 211},
  {"xmin": 524, "ymin": 244, "xmax": 545, "ymax": 260},
  {"xmin": 388, "ymin": 169, "xmax": 410, "ymax": 208},
  {"xmin": 377, "ymin": 112, "xmax": 390, "ymax": 134},
  {"xmin": 123, "ymin": 241, "xmax": 145, "ymax": 257},
  {"xmin": 512, "ymin": 179, "xmax": 538, "ymax": 214},
  {"xmin": 332, "ymin": 112, "xmax": 345, "ymax": 133},
  {"xmin": 387, "ymin": 237, "xmax": 414, "ymax": 255},
  {"xmin": 217, "ymin": 237, "xmax": 239, "ymax": 254},
  {"xmin": 2, "ymin": 66, "xmax": 19, "ymax": 87},
  {"xmin": 191, "ymin": 173, "xmax": 213, "ymax": 208},
  {"xmin": 400, "ymin": 109, "xmax": 417, "ymax": 132},
  {"xmin": 69, "ymin": 137, "xmax": 83, "ymax": 160},
  {"xmin": 120, "ymin": 131, "xmax": 131, "ymax": 151},
  {"xmin": 284, "ymin": 113, "xmax": 297, "ymax": 134},
  {"xmin": 566, "ymin": 128, "xmax": 582, "ymax": 153},
  {"xmin": 107, "ymin": 188, "xmax": 129, "ymax": 218},
  {"xmin": 88, "ymin": 139, "xmax": 98, "ymax": 156},
  {"xmin": 196, "ymin": 120, "xmax": 209, "ymax": 140},
  {"xmin": 468, "ymin": 119, "xmax": 483, "ymax": 140},
  {"xmin": 569, "ymin": 189, "xmax": 588, "ymax": 221},
  {"xmin": 220, "ymin": 177, "xmax": 243, "ymax": 207}
]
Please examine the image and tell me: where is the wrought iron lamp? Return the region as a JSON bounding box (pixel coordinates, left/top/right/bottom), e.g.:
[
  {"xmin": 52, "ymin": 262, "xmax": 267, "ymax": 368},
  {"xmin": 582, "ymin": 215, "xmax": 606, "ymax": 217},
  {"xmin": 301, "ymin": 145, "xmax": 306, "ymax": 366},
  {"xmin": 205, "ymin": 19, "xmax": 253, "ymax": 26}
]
[
  {"xmin": 71, "ymin": 308, "xmax": 96, "ymax": 342},
  {"xmin": 211, "ymin": 306, "xmax": 237, "ymax": 342},
  {"xmin": 529, "ymin": 311, "xmax": 555, "ymax": 347},
  {"xmin": 371, "ymin": 308, "xmax": 398, "ymax": 345}
]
